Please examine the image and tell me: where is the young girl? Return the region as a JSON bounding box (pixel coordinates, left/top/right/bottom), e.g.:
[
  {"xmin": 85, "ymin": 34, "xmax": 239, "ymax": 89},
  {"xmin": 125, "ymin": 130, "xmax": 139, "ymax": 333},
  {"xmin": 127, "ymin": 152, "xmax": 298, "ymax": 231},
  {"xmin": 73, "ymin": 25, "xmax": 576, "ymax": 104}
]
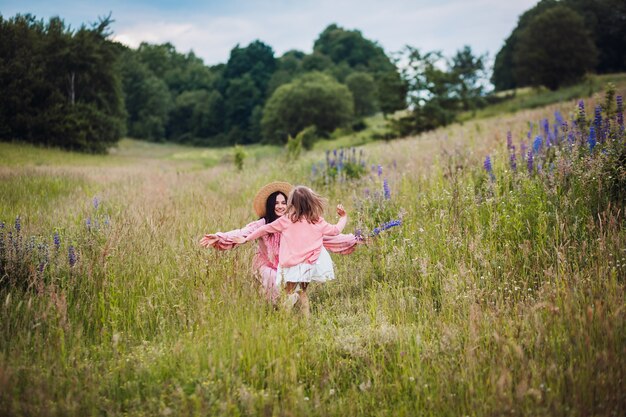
[
  {"xmin": 238, "ymin": 185, "xmax": 347, "ymax": 315},
  {"xmin": 200, "ymin": 181, "xmax": 361, "ymax": 304}
]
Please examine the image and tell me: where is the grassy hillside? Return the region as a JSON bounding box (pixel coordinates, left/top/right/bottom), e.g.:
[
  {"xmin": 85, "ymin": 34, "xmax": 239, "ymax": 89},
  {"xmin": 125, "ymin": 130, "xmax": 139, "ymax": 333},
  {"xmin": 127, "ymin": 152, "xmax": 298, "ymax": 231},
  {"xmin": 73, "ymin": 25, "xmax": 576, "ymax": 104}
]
[{"xmin": 1, "ymin": 83, "xmax": 625, "ymax": 416}]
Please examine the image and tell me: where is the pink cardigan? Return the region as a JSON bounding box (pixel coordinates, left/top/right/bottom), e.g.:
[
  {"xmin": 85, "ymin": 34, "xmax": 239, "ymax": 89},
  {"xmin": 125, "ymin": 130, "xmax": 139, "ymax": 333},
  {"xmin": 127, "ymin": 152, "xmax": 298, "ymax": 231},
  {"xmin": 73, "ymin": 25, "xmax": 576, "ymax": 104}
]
[
  {"xmin": 209, "ymin": 218, "xmax": 359, "ymax": 272},
  {"xmin": 245, "ymin": 216, "xmax": 347, "ymax": 267}
]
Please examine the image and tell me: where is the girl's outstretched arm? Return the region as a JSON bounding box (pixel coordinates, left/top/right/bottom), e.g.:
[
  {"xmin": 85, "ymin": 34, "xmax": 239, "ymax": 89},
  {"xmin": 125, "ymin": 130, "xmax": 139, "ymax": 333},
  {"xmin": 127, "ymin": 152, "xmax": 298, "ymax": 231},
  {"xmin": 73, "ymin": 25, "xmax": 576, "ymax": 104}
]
[{"xmin": 244, "ymin": 217, "xmax": 286, "ymax": 242}]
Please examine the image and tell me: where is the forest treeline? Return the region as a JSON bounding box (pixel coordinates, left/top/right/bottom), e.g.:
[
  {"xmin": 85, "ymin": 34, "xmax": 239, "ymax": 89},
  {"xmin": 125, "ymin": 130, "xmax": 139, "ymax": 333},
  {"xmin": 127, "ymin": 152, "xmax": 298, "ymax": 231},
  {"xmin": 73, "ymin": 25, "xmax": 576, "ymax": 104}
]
[
  {"xmin": 492, "ymin": 0, "xmax": 626, "ymax": 91},
  {"xmin": 1, "ymin": 0, "xmax": 624, "ymax": 152}
]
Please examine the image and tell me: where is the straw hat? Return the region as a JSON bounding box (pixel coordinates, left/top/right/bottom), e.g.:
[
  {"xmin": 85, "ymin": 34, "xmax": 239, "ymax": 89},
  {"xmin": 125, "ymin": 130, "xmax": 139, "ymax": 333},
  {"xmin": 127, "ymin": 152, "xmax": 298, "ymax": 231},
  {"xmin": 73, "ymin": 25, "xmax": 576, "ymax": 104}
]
[{"xmin": 253, "ymin": 181, "xmax": 293, "ymax": 217}]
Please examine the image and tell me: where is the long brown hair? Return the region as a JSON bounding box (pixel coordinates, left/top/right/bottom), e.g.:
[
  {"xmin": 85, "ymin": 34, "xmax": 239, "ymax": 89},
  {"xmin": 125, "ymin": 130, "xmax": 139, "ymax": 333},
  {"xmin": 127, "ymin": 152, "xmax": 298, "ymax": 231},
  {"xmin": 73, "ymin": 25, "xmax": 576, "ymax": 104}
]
[{"xmin": 286, "ymin": 186, "xmax": 326, "ymax": 223}]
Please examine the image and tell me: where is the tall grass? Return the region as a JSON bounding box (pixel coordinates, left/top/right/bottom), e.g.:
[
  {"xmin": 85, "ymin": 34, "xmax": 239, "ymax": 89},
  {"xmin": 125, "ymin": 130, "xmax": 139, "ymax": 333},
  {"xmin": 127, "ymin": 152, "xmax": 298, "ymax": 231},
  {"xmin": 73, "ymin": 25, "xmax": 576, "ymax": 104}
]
[{"xmin": 0, "ymin": 86, "xmax": 624, "ymax": 416}]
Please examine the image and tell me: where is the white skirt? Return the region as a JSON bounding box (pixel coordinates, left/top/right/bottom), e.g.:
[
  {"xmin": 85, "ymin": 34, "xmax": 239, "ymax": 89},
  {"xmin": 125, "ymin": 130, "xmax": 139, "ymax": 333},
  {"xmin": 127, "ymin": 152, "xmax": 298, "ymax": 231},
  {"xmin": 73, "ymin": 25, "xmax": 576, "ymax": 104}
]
[{"xmin": 276, "ymin": 247, "xmax": 335, "ymax": 286}]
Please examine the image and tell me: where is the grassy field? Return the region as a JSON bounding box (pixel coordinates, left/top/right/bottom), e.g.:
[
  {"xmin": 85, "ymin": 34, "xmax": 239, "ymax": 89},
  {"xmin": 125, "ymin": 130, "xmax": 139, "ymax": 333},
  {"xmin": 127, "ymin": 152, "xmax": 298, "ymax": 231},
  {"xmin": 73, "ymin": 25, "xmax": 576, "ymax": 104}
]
[{"xmin": 1, "ymin": 85, "xmax": 625, "ymax": 416}]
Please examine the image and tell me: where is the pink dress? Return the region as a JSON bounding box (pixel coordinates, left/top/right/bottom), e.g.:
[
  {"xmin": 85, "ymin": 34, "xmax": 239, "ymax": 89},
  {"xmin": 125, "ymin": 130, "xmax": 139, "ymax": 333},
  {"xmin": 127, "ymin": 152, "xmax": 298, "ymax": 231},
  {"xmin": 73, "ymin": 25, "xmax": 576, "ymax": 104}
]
[{"xmin": 209, "ymin": 218, "xmax": 361, "ymax": 302}]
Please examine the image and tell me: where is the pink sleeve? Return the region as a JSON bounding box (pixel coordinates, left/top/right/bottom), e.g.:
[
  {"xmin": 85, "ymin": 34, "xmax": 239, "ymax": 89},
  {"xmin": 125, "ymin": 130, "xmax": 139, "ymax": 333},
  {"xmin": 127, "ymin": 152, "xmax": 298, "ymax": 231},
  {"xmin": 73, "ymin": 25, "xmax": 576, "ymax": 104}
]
[
  {"xmin": 210, "ymin": 219, "xmax": 265, "ymax": 250},
  {"xmin": 319, "ymin": 216, "xmax": 347, "ymax": 236},
  {"xmin": 246, "ymin": 216, "xmax": 286, "ymax": 242},
  {"xmin": 323, "ymin": 233, "xmax": 362, "ymax": 255}
]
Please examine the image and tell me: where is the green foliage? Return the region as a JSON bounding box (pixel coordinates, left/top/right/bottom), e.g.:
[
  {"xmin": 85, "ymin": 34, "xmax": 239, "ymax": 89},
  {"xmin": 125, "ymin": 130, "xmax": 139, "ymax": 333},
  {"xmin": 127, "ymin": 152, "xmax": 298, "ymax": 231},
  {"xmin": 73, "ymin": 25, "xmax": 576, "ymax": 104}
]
[
  {"xmin": 345, "ymin": 72, "xmax": 378, "ymax": 117},
  {"xmin": 285, "ymin": 134, "xmax": 302, "ymax": 161},
  {"xmin": 492, "ymin": 0, "xmax": 626, "ymax": 91},
  {"xmin": 313, "ymin": 24, "xmax": 407, "ymax": 117},
  {"xmin": 514, "ymin": 5, "xmax": 597, "ymax": 90},
  {"xmin": 261, "ymin": 72, "xmax": 354, "ymax": 143},
  {"xmin": 233, "ymin": 144, "xmax": 246, "ymax": 171},
  {"xmin": 0, "ymin": 14, "xmax": 125, "ymax": 152},
  {"xmin": 296, "ymin": 125, "xmax": 319, "ymax": 151},
  {"xmin": 119, "ymin": 51, "xmax": 172, "ymax": 141},
  {"xmin": 451, "ymin": 46, "xmax": 487, "ymax": 112}
]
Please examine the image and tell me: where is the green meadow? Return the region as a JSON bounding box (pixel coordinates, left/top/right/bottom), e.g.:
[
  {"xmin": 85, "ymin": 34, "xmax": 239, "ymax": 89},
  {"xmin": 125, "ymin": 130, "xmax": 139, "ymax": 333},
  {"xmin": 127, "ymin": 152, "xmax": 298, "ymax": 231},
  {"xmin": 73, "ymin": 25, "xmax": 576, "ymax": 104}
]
[{"xmin": 1, "ymin": 84, "xmax": 625, "ymax": 416}]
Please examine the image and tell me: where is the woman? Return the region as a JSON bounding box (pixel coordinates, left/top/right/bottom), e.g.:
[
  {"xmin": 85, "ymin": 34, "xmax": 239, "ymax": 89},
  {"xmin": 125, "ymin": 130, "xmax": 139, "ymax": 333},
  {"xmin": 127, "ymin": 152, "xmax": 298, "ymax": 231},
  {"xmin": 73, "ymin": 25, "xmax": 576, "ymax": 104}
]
[{"xmin": 199, "ymin": 181, "xmax": 361, "ymax": 304}]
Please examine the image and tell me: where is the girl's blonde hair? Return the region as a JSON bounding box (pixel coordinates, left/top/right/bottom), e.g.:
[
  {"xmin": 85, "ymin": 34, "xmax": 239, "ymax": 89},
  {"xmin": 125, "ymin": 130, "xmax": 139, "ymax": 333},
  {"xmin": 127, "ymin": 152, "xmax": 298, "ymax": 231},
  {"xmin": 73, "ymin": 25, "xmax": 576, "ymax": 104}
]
[{"xmin": 286, "ymin": 186, "xmax": 326, "ymax": 223}]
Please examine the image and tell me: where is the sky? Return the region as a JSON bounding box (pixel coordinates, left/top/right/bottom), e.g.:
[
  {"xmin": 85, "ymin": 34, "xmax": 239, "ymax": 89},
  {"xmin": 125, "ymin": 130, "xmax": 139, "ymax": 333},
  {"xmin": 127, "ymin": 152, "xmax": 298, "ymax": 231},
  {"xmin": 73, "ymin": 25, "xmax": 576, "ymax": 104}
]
[{"xmin": 1, "ymin": 0, "xmax": 539, "ymax": 67}]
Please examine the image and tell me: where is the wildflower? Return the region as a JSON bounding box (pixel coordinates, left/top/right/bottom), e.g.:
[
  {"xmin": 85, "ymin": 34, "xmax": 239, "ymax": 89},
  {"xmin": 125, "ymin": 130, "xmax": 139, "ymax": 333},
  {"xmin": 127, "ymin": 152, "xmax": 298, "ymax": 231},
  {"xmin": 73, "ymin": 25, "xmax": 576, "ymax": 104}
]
[
  {"xmin": 594, "ymin": 105, "xmax": 602, "ymax": 128},
  {"xmin": 53, "ymin": 231, "xmax": 60, "ymax": 249},
  {"xmin": 377, "ymin": 165, "xmax": 383, "ymax": 177},
  {"xmin": 527, "ymin": 122, "xmax": 533, "ymax": 140},
  {"xmin": 578, "ymin": 100, "xmax": 586, "ymax": 120},
  {"xmin": 520, "ymin": 142, "xmax": 527, "ymax": 160},
  {"xmin": 506, "ymin": 131, "xmax": 513, "ymax": 150},
  {"xmin": 588, "ymin": 126, "xmax": 596, "ymax": 152},
  {"xmin": 483, "ymin": 155, "xmax": 495, "ymax": 180},
  {"xmin": 93, "ymin": 197, "xmax": 99, "ymax": 210},
  {"xmin": 383, "ymin": 179, "xmax": 391, "ymax": 200},
  {"xmin": 86, "ymin": 217, "xmax": 91, "ymax": 230},
  {"xmin": 527, "ymin": 151, "xmax": 534, "ymax": 173},
  {"xmin": 68, "ymin": 245, "xmax": 77, "ymax": 267},
  {"xmin": 364, "ymin": 188, "xmax": 370, "ymax": 197},
  {"xmin": 617, "ymin": 95, "xmax": 623, "ymax": 127},
  {"xmin": 533, "ymin": 136, "xmax": 543, "ymax": 153},
  {"xmin": 370, "ymin": 219, "xmax": 402, "ymax": 236},
  {"xmin": 509, "ymin": 151, "xmax": 517, "ymax": 171},
  {"xmin": 14, "ymin": 216, "xmax": 21, "ymax": 234}
]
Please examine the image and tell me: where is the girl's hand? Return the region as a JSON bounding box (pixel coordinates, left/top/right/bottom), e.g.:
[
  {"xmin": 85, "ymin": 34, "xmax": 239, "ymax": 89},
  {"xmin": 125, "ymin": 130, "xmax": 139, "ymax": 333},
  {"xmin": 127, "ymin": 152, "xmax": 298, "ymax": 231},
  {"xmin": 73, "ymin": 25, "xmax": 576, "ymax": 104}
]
[
  {"xmin": 232, "ymin": 236, "xmax": 246, "ymax": 244},
  {"xmin": 200, "ymin": 234, "xmax": 218, "ymax": 247},
  {"xmin": 336, "ymin": 204, "xmax": 347, "ymax": 217}
]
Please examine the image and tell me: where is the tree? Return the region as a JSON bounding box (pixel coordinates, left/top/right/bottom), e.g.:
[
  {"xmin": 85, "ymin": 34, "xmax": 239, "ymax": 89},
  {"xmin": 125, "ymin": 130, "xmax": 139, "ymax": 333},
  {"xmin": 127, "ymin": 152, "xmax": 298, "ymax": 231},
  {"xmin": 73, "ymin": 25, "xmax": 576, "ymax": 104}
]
[
  {"xmin": 450, "ymin": 46, "xmax": 487, "ymax": 112},
  {"xmin": 513, "ymin": 5, "xmax": 597, "ymax": 90},
  {"xmin": 345, "ymin": 72, "xmax": 378, "ymax": 117},
  {"xmin": 393, "ymin": 47, "xmax": 458, "ymax": 136},
  {"xmin": 119, "ymin": 51, "xmax": 171, "ymax": 141},
  {"xmin": 261, "ymin": 72, "xmax": 353, "ymax": 144},
  {"xmin": 0, "ymin": 14, "xmax": 125, "ymax": 152},
  {"xmin": 313, "ymin": 24, "xmax": 406, "ymax": 115},
  {"xmin": 491, "ymin": 0, "xmax": 558, "ymax": 90}
]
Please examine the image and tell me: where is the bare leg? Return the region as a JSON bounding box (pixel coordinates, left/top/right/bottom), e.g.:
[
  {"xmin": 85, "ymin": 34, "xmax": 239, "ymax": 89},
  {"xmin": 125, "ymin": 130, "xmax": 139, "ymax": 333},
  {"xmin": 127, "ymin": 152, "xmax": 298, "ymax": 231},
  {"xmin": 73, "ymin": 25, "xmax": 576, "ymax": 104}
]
[
  {"xmin": 299, "ymin": 287, "xmax": 310, "ymax": 317},
  {"xmin": 283, "ymin": 282, "xmax": 300, "ymax": 310}
]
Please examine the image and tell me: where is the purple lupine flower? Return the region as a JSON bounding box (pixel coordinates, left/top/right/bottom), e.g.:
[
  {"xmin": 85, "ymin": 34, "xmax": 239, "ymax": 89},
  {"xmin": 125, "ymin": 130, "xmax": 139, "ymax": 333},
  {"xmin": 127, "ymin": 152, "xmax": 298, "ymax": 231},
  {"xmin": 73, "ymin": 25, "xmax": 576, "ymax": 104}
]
[
  {"xmin": 510, "ymin": 151, "xmax": 517, "ymax": 171},
  {"xmin": 617, "ymin": 95, "xmax": 623, "ymax": 127},
  {"xmin": 53, "ymin": 231, "xmax": 60, "ymax": 249},
  {"xmin": 588, "ymin": 126, "xmax": 596, "ymax": 152},
  {"xmin": 383, "ymin": 179, "xmax": 391, "ymax": 200},
  {"xmin": 68, "ymin": 245, "xmax": 77, "ymax": 267},
  {"xmin": 377, "ymin": 165, "xmax": 383, "ymax": 177},
  {"xmin": 364, "ymin": 188, "xmax": 370, "ymax": 197},
  {"xmin": 527, "ymin": 122, "xmax": 533, "ymax": 140},
  {"xmin": 14, "ymin": 216, "xmax": 21, "ymax": 233},
  {"xmin": 355, "ymin": 229, "xmax": 363, "ymax": 241},
  {"xmin": 578, "ymin": 100, "xmax": 586, "ymax": 120},
  {"xmin": 38, "ymin": 262, "xmax": 45, "ymax": 274},
  {"xmin": 86, "ymin": 217, "xmax": 91, "ymax": 230},
  {"xmin": 594, "ymin": 106, "xmax": 602, "ymax": 128},
  {"xmin": 506, "ymin": 131, "xmax": 513, "ymax": 150},
  {"xmin": 93, "ymin": 197, "xmax": 99, "ymax": 210},
  {"xmin": 484, "ymin": 155, "xmax": 495, "ymax": 180},
  {"xmin": 371, "ymin": 219, "xmax": 402, "ymax": 236},
  {"xmin": 527, "ymin": 151, "xmax": 534, "ymax": 174},
  {"xmin": 0, "ymin": 221, "xmax": 4, "ymax": 229},
  {"xmin": 520, "ymin": 142, "xmax": 527, "ymax": 160},
  {"xmin": 542, "ymin": 118, "xmax": 550, "ymax": 140},
  {"xmin": 104, "ymin": 216, "xmax": 110, "ymax": 227},
  {"xmin": 333, "ymin": 149, "xmax": 337, "ymax": 157},
  {"xmin": 554, "ymin": 110, "xmax": 564, "ymax": 126},
  {"xmin": 533, "ymin": 136, "xmax": 543, "ymax": 153},
  {"xmin": 483, "ymin": 155, "xmax": 492, "ymax": 173}
]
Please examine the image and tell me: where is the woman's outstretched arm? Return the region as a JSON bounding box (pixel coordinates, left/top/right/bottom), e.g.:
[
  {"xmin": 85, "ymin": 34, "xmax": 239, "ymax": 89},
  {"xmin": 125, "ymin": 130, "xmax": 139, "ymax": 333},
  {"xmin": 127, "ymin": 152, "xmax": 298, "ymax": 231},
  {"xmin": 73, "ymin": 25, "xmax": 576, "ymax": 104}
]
[{"xmin": 200, "ymin": 219, "xmax": 265, "ymax": 250}]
